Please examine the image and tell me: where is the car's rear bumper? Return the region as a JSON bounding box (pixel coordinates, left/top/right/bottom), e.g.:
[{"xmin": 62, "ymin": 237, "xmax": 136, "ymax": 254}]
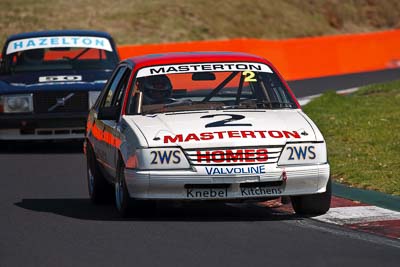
[
  {"xmin": 124, "ymin": 164, "xmax": 330, "ymax": 201},
  {"xmin": 0, "ymin": 113, "xmax": 87, "ymax": 140}
]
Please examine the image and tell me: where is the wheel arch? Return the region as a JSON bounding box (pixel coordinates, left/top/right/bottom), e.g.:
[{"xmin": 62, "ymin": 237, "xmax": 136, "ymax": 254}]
[{"xmin": 118, "ymin": 133, "xmax": 142, "ymax": 169}]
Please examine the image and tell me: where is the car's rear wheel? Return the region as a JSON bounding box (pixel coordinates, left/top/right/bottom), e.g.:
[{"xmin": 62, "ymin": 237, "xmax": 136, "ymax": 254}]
[
  {"xmin": 290, "ymin": 178, "xmax": 331, "ymax": 216},
  {"xmin": 115, "ymin": 158, "xmax": 155, "ymax": 218},
  {"xmin": 86, "ymin": 143, "xmax": 113, "ymax": 204}
]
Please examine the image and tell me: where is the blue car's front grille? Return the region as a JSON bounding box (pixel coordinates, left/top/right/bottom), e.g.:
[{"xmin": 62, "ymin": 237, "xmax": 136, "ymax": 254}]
[{"xmin": 33, "ymin": 91, "xmax": 88, "ymax": 113}]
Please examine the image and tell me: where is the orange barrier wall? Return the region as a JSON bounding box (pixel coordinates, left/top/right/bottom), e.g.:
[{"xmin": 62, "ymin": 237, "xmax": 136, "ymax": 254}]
[{"xmin": 118, "ymin": 29, "xmax": 400, "ymax": 81}]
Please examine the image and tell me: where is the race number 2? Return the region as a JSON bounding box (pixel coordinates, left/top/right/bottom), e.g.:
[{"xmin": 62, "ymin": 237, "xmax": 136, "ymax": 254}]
[
  {"xmin": 242, "ymin": 71, "xmax": 257, "ymax": 82},
  {"xmin": 201, "ymin": 114, "xmax": 252, "ymax": 128}
]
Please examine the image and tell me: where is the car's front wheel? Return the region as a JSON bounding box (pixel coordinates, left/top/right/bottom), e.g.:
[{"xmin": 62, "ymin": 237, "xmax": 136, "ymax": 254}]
[
  {"xmin": 290, "ymin": 178, "xmax": 331, "ymax": 216},
  {"xmin": 115, "ymin": 158, "xmax": 155, "ymax": 218},
  {"xmin": 115, "ymin": 159, "xmax": 133, "ymax": 217},
  {"xmin": 86, "ymin": 144, "xmax": 114, "ymax": 204}
]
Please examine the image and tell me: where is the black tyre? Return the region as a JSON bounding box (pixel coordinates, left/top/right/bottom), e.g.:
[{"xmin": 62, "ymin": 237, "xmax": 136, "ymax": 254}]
[
  {"xmin": 86, "ymin": 143, "xmax": 113, "ymax": 204},
  {"xmin": 115, "ymin": 159, "xmax": 156, "ymax": 218},
  {"xmin": 290, "ymin": 178, "xmax": 331, "ymax": 216}
]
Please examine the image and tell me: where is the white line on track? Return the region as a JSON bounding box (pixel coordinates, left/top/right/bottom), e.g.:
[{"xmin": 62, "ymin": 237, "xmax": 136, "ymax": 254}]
[{"xmin": 298, "ymin": 87, "xmax": 360, "ymax": 106}]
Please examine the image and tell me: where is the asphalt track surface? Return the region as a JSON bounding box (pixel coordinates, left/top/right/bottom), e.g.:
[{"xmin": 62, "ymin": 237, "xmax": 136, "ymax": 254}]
[
  {"xmin": 288, "ymin": 67, "xmax": 400, "ymax": 97},
  {"xmin": 1, "ymin": 69, "xmax": 400, "ymax": 267}
]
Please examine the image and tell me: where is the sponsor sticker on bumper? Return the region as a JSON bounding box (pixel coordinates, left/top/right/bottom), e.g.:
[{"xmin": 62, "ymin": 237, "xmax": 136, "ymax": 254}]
[
  {"xmin": 240, "ymin": 186, "xmax": 283, "ymax": 197},
  {"xmin": 185, "ymin": 185, "xmax": 284, "ymax": 199},
  {"xmin": 186, "ymin": 187, "xmax": 228, "ymax": 198}
]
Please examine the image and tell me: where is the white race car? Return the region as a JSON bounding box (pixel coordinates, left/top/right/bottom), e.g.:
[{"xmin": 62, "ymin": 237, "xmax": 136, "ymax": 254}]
[{"xmin": 84, "ymin": 52, "xmax": 331, "ymax": 217}]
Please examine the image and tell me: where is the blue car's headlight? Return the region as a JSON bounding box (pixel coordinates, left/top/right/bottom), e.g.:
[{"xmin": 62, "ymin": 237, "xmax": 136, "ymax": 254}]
[{"xmin": 0, "ymin": 94, "xmax": 33, "ymax": 113}]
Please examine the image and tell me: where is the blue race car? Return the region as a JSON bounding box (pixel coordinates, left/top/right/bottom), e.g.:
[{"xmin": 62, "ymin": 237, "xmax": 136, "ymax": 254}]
[{"xmin": 0, "ymin": 30, "xmax": 119, "ymax": 140}]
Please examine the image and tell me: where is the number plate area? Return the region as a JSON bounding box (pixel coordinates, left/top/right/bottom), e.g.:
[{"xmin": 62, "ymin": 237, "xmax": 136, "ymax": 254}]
[
  {"xmin": 184, "ymin": 181, "xmax": 284, "ymax": 199},
  {"xmin": 239, "ymin": 181, "xmax": 284, "ymax": 197},
  {"xmin": 185, "ymin": 184, "xmax": 229, "ymax": 199}
]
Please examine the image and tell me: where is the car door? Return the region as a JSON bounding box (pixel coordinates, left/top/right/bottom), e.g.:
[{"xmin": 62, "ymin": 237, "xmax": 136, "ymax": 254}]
[
  {"xmin": 103, "ymin": 66, "xmax": 132, "ymax": 178},
  {"xmin": 93, "ymin": 65, "xmax": 128, "ymax": 179}
]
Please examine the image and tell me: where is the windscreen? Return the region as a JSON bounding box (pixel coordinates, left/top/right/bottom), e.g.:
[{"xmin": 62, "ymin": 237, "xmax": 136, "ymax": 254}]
[{"xmin": 127, "ymin": 62, "xmax": 297, "ymax": 114}]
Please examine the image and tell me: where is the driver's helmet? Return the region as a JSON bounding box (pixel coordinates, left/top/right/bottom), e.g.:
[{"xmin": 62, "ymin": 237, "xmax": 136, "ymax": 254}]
[
  {"xmin": 138, "ymin": 75, "xmax": 173, "ymax": 104},
  {"xmin": 20, "ymin": 49, "xmax": 45, "ymax": 65}
]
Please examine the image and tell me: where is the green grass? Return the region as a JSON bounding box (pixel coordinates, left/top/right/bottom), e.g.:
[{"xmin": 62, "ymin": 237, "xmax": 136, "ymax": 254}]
[
  {"xmin": 0, "ymin": 0, "xmax": 400, "ymax": 46},
  {"xmin": 303, "ymin": 81, "xmax": 400, "ymax": 195}
]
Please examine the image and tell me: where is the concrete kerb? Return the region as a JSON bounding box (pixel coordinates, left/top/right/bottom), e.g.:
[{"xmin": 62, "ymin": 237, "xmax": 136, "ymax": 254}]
[{"xmin": 332, "ymin": 182, "xmax": 400, "ymax": 212}]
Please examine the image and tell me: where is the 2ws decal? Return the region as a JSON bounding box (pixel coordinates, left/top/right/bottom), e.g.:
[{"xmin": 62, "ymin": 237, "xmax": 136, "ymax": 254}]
[
  {"xmin": 279, "ymin": 143, "xmax": 324, "ymax": 165},
  {"xmin": 150, "ymin": 150, "xmax": 181, "ymax": 164},
  {"xmin": 287, "ymin": 146, "xmax": 316, "ymax": 160}
]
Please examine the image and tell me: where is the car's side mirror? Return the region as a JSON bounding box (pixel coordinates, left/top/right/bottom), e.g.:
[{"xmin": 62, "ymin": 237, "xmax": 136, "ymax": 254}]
[{"xmin": 97, "ymin": 106, "xmax": 119, "ymax": 120}]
